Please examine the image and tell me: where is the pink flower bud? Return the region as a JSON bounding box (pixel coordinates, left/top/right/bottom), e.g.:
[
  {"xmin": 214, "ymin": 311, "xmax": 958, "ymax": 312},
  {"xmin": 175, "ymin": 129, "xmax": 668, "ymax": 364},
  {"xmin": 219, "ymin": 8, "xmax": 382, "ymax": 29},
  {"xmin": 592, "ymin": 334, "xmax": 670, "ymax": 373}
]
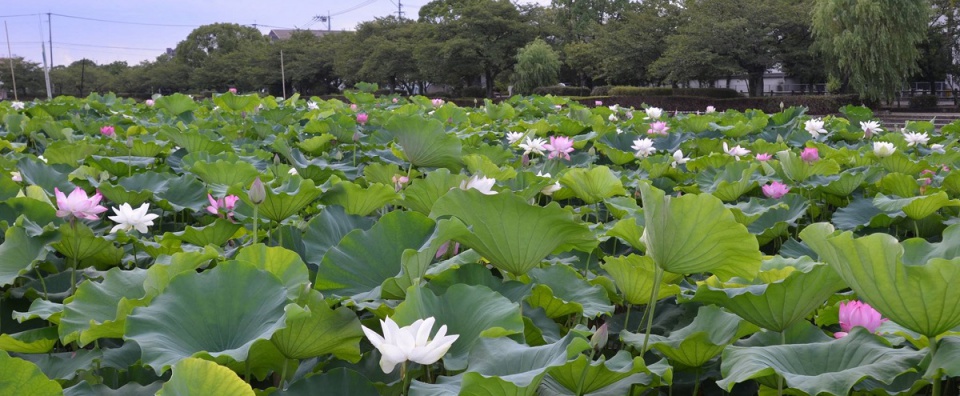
[{"xmin": 801, "ymin": 147, "xmax": 819, "ymax": 163}]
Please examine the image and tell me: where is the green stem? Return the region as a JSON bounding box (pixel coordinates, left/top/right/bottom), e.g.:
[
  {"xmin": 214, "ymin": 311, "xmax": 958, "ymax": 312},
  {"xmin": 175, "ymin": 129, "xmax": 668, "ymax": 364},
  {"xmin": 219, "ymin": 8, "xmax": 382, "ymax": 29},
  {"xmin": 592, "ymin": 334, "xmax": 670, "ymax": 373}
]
[
  {"xmin": 931, "ymin": 338, "xmax": 941, "ymax": 396},
  {"xmin": 35, "ymin": 267, "xmax": 48, "ymax": 300},
  {"xmin": 640, "ymin": 267, "xmax": 664, "ymax": 352},
  {"xmin": 778, "ymin": 331, "xmax": 786, "ymax": 396},
  {"xmin": 575, "ymin": 350, "xmax": 597, "ymax": 396},
  {"xmin": 69, "ymin": 218, "xmax": 79, "ymax": 296},
  {"xmin": 278, "ymin": 358, "xmax": 289, "ymax": 390},
  {"xmin": 624, "ymin": 303, "xmax": 631, "ymax": 333},
  {"xmin": 400, "ymin": 361, "xmax": 412, "ymax": 396},
  {"xmin": 692, "ymin": 367, "xmax": 701, "ymax": 396},
  {"xmin": 252, "ymin": 205, "xmax": 260, "ymax": 246}
]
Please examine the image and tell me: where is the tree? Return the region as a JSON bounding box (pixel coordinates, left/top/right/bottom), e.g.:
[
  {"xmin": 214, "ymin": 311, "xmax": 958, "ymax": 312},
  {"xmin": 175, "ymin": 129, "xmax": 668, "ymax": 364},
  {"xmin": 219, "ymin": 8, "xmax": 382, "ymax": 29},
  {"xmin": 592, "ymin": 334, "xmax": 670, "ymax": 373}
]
[
  {"xmin": 418, "ymin": 0, "xmax": 534, "ymax": 97},
  {"xmin": 586, "ymin": 1, "xmax": 680, "ymax": 86},
  {"xmin": 325, "ymin": 17, "xmax": 424, "ymax": 94},
  {"xmin": 0, "ymin": 57, "xmax": 47, "ymax": 99},
  {"xmin": 812, "ymin": 0, "xmax": 929, "ymax": 101},
  {"xmin": 173, "ymin": 23, "xmax": 268, "ymax": 90},
  {"xmin": 51, "ymin": 59, "xmax": 111, "ymax": 96},
  {"xmin": 550, "ymin": 0, "xmax": 632, "ymax": 43},
  {"xmin": 514, "ymin": 38, "xmax": 561, "ymax": 94},
  {"xmin": 651, "ymin": 0, "xmax": 808, "ymax": 96}
]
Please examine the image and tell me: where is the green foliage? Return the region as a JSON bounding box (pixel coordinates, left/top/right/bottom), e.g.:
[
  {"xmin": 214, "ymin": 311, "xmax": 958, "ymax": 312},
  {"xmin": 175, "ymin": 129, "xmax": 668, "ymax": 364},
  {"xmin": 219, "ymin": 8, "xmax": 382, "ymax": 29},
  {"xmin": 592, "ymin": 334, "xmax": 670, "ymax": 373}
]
[
  {"xmin": 514, "ymin": 38, "xmax": 562, "ymax": 95},
  {"xmin": 812, "ymin": 0, "xmax": 929, "ymax": 101}
]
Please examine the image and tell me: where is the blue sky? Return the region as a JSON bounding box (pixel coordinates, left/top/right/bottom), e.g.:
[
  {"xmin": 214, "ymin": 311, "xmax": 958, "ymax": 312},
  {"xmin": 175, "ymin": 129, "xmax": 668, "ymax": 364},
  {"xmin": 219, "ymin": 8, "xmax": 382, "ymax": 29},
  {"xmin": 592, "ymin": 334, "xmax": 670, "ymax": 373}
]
[{"xmin": 1, "ymin": 0, "xmax": 550, "ymax": 66}]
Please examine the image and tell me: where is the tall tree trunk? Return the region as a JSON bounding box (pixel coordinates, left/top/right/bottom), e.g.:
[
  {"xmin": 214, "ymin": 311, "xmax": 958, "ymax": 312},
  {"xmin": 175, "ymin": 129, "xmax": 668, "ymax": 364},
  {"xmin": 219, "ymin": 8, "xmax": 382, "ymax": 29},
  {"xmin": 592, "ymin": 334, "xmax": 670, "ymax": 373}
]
[
  {"xmin": 747, "ymin": 70, "xmax": 765, "ymax": 97},
  {"xmin": 484, "ymin": 69, "xmax": 494, "ymax": 98}
]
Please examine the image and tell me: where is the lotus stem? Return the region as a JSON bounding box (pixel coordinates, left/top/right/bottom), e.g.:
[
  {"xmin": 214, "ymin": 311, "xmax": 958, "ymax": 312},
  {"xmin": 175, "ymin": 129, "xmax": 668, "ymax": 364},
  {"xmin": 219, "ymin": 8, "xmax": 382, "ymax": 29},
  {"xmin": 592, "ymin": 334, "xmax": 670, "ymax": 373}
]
[
  {"xmin": 778, "ymin": 330, "xmax": 786, "ymax": 396},
  {"xmin": 69, "ymin": 218, "xmax": 79, "ymax": 296},
  {"xmin": 400, "ymin": 361, "xmax": 412, "ymax": 396},
  {"xmin": 640, "ymin": 266, "xmax": 664, "ymax": 352},
  {"xmin": 35, "ymin": 267, "xmax": 48, "ymax": 300},
  {"xmin": 692, "ymin": 367, "xmax": 701, "ymax": 396},
  {"xmin": 251, "ymin": 205, "xmax": 259, "ymax": 246},
  {"xmin": 278, "ymin": 358, "xmax": 289, "ymax": 390},
  {"xmin": 624, "ymin": 303, "xmax": 631, "ymax": 333},
  {"xmin": 931, "ymin": 338, "xmax": 941, "ymax": 396}
]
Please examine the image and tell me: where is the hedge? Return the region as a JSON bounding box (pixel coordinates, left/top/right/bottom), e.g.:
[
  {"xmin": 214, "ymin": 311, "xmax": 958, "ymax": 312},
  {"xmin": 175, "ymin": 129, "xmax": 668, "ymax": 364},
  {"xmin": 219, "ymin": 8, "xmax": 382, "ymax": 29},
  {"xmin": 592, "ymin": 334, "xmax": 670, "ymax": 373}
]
[
  {"xmin": 908, "ymin": 95, "xmax": 938, "ymax": 110},
  {"xmin": 575, "ymin": 94, "xmax": 861, "ymax": 115},
  {"xmin": 608, "ymin": 86, "xmax": 673, "ymax": 96},
  {"xmin": 533, "ymin": 86, "xmax": 592, "ymax": 96},
  {"xmin": 607, "ymin": 86, "xmax": 741, "ymax": 98}
]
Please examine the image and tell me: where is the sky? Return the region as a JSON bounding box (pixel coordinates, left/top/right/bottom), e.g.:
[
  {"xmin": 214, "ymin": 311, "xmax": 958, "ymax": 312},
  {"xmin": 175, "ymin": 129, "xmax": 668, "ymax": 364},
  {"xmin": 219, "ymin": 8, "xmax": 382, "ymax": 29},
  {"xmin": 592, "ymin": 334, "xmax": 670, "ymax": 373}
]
[{"xmin": 1, "ymin": 0, "xmax": 551, "ymax": 67}]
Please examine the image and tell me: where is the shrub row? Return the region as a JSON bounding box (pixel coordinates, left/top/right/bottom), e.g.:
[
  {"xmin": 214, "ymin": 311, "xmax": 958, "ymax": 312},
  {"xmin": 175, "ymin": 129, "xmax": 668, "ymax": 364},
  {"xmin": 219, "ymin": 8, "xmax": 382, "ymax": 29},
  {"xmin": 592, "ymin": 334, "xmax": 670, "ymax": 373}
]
[
  {"xmin": 606, "ymin": 86, "xmax": 741, "ymax": 98},
  {"xmin": 576, "ymin": 94, "xmax": 861, "ymax": 115},
  {"xmin": 909, "ymin": 95, "xmax": 939, "ymax": 110}
]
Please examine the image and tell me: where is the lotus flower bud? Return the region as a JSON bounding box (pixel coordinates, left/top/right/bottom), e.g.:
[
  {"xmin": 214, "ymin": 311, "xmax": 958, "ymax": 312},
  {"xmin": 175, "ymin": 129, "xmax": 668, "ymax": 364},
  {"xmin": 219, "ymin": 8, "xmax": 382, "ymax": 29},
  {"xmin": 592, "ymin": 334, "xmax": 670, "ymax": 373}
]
[{"xmin": 248, "ymin": 177, "xmax": 266, "ymax": 204}]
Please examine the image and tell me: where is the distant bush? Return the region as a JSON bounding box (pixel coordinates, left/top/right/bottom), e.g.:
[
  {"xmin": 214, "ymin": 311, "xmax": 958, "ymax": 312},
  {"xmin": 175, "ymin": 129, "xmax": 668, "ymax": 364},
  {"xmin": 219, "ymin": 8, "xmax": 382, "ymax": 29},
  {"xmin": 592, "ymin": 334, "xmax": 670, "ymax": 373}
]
[
  {"xmin": 590, "ymin": 85, "xmax": 614, "ymax": 96},
  {"xmin": 909, "ymin": 95, "xmax": 938, "ymax": 110},
  {"xmin": 674, "ymin": 88, "xmax": 741, "ymax": 98},
  {"xmin": 459, "ymin": 86, "xmax": 487, "ymax": 98},
  {"xmin": 608, "ymin": 86, "xmax": 673, "ymax": 96},
  {"xmin": 533, "ymin": 85, "xmax": 591, "ymax": 96}
]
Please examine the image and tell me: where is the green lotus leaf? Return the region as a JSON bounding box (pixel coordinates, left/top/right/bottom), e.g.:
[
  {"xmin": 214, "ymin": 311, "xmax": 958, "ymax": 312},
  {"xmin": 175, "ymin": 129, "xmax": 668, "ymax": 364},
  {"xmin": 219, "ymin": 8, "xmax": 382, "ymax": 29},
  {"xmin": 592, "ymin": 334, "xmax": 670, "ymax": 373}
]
[
  {"xmin": 462, "ymin": 154, "xmax": 517, "ymax": 181},
  {"xmin": 874, "ymin": 192, "xmax": 960, "ymax": 220},
  {"xmin": 59, "ymin": 268, "xmax": 148, "ymax": 346},
  {"xmin": 17, "ymin": 157, "xmax": 75, "ymax": 195},
  {"xmin": 638, "ymin": 182, "xmax": 761, "ymax": 280},
  {"xmin": 165, "ymin": 218, "xmax": 241, "ymax": 247},
  {"xmin": 718, "ymin": 329, "xmax": 924, "ymax": 395},
  {"xmin": 777, "ymin": 150, "xmax": 840, "ymax": 183},
  {"xmin": 817, "ymin": 167, "xmax": 873, "ymax": 197},
  {"xmin": 222, "ymin": 339, "xmax": 290, "ymax": 383},
  {"xmin": 99, "ymin": 172, "xmax": 175, "ymax": 208},
  {"xmin": 232, "ymin": 177, "xmax": 323, "ymax": 223},
  {"xmin": 64, "ymin": 381, "xmax": 163, "ymax": 396},
  {"xmin": 0, "ymin": 327, "xmax": 58, "ymax": 353},
  {"xmin": 320, "ymin": 180, "xmax": 398, "ymax": 216},
  {"xmin": 125, "ymin": 262, "xmax": 291, "ymax": 373},
  {"xmin": 18, "ymin": 349, "xmax": 100, "ymax": 381},
  {"xmin": 53, "ymin": 222, "xmax": 121, "ymax": 264},
  {"xmin": 212, "ymin": 92, "xmax": 260, "ymax": 113},
  {"xmin": 97, "ymin": 183, "xmax": 154, "ymax": 208},
  {"xmin": 141, "ymin": 248, "xmax": 220, "ymax": 299},
  {"xmin": 832, "ymin": 196, "xmax": 901, "ymax": 230},
  {"xmin": 271, "ymin": 290, "xmax": 363, "ymax": 361},
  {"xmin": 187, "ymin": 159, "xmax": 259, "ymax": 187},
  {"xmin": 427, "ymin": 263, "xmax": 532, "ymax": 303},
  {"xmin": 42, "ymin": 141, "xmax": 99, "ymax": 166},
  {"xmin": 228, "ymin": 244, "xmax": 309, "ymax": 297},
  {"xmin": 696, "ymin": 161, "xmax": 760, "ymax": 202},
  {"xmin": 605, "ymin": 218, "xmax": 646, "ymax": 253},
  {"xmin": 745, "ymin": 194, "xmax": 808, "ymax": 238},
  {"xmin": 879, "ymin": 173, "xmax": 920, "ymax": 198},
  {"xmin": 596, "ymin": 131, "xmax": 643, "ymax": 165},
  {"xmin": 0, "ymin": 350, "xmax": 62, "ymax": 396},
  {"xmin": 391, "ymin": 284, "xmax": 526, "ymax": 371},
  {"xmin": 801, "ymin": 223, "xmax": 960, "ymax": 337},
  {"xmin": 300, "ymin": 206, "xmax": 375, "ymax": 266},
  {"xmin": 623, "ymin": 305, "xmax": 758, "ymax": 368},
  {"xmin": 878, "ymin": 152, "xmax": 924, "ymax": 174},
  {"xmin": 526, "ymin": 265, "xmax": 614, "ymax": 319},
  {"xmin": 692, "ymin": 257, "xmax": 846, "ymax": 332},
  {"xmin": 12, "ymin": 300, "xmax": 64, "ymax": 324},
  {"xmin": 87, "ymin": 155, "xmax": 155, "ymax": 176},
  {"xmin": 401, "ymin": 168, "xmax": 464, "ymax": 215},
  {"xmin": 601, "ymin": 255, "xmax": 682, "ymax": 305},
  {"xmin": 925, "ymin": 336, "xmax": 960, "ymax": 379},
  {"xmin": 130, "ymin": 139, "xmax": 166, "ymax": 158},
  {"xmin": 385, "ymin": 114, "xmax": 462, "ymax": 171},
  {"xmin": 314, "ymin": 210, "xmax": 435, "ymax": 299},
  {"xmin": 160, "ymin": 127, "xmax": 231, "ymax": 155},
  {"xmin": 0, "ymin": 226, "xmax": 58, "ymax": 287},
  {"xmin": 430, "ymin": 189, "xmax": 596, "ymax": 276},
  {"xmin": 553, "ymin": 166, "xmax": 627, "ymax": 204},
  {"xmin": 156, "ymin": 357, "xmax": 254, "ymax": 396},
  {"xmin": 545, "ymin": 351, "xmax": 654, "ymax": 395},
  {"xmin": 154, "ymin": 174, "xmax": 209, "ymax": 213},
  {"xmin": 277, "ymin": 368, "xmax": 379, "ymax": 396},
  {"xmin": 154, "ymin": 93, "xmax": 198, "ymax": 116}
]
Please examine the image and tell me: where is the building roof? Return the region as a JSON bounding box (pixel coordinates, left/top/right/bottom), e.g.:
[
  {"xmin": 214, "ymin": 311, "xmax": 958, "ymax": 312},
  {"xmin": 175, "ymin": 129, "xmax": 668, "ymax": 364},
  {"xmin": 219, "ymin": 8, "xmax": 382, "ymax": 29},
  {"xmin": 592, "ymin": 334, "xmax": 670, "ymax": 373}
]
[{"xmin": 267, "ymin": 29, "xmax": 346, "ymax": 41}]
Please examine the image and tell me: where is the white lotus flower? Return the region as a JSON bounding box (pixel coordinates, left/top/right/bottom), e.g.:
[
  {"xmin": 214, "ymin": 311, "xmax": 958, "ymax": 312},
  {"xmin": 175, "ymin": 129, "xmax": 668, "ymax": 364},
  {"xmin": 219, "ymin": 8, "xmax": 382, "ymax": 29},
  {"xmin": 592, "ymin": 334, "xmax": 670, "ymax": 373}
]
[
  {"xmin": 804, "ymin": 118, "xmax": 827, "ymax": 137},
  {"xmin": 873, "ymin": 142, "xmax": 896, "ymax": 158},
  {"xmin": 108, "ymin": 203, "xmax": 160, "ymax": 234},
  {"xmin": 860, "ymin": 121, "xmax": 882, "ymax": 138},
  {"xmin": 460, "ymin": 175, "xmax": 497, "ymax": 195},
  {"xmin": 288, "ymin": 167, "xmax": 299, "ymax": 176},
  {"xmin": 361, "ymin": 316, "xmax": 459, "ymax": 374},
  {"xmin": 307, "ymin": 101, "xmax": 319, "ymax": 110},
  {"xmin": 723, "ymin": 142, "xmax": 751, "ymax": 161},
  {"xmin": 671, "ymin": 149, "xmax": 690, "ymax": 168},
  {"xmin": 631, "ymin": 138, "xmax": 656, "ymax": 158},
  {"xmin": 541, "ymin": 182, "xmax": 561, "ymax": 196},
  {"xmin": 644, "ymin": 107, "xmax": 663, "ymax": 120},
  {"xmin": 10, "ymin": 171, "xmax": 21, "ymax": 182},
  {"xmin": 616, "ymin": 128, "xmax": 624, "ymax": 135},
  {"xmin": 902, "ymin": 131, "xmax": 929, "ymax": 147},
  {"xmin": 506, "ymin": 131, "xmax": 524, "ymax": 145},
  {"xmin": 931, "ymin": 144, "xmax": 946, "ymax": 154},
  {"xmin": 11, "ymin": 101, "xmax": 25, "ymax": 110},
  {"xmin": 536, "ymin": 171, "xmax": 551, "ymax": 178},
  {"xmin": 608, "ymin": 104, "xmax": 619, "ymax": 112},
  {"xmin": 705, "ymin": 106, "xmax": 716, "ymax": 114},
  {"xmin": 519, "ymin": 137, "xmax": 547, "ymax": 156}
]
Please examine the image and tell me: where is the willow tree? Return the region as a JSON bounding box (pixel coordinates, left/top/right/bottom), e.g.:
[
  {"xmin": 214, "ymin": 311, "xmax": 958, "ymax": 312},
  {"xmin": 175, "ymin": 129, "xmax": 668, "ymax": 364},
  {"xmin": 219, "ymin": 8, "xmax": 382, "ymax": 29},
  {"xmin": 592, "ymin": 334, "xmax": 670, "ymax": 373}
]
[
  {"xmin": 812, "ymin": 0, "xmax": 929, "ymax": 101},
  {"xmin": 513, "ymin": 38, "xmax": 561, "ymax": 95}
]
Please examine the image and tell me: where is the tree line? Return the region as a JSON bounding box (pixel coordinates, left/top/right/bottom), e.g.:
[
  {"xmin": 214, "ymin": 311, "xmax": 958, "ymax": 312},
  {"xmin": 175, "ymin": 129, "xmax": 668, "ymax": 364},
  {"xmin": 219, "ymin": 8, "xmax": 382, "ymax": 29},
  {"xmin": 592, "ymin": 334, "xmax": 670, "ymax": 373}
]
[{"xmin": 1, "ymin": 0, "xmax": 957, "ymax": 102}]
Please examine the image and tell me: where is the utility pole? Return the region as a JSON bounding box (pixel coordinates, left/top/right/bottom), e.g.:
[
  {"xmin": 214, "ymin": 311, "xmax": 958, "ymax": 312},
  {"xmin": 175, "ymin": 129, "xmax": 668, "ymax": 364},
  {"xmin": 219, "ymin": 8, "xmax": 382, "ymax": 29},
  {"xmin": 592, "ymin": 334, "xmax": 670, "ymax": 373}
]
[
  {"xmin": 280, "ymin": 49, "xmax": 286, "ymax": 99},
  {"xmin": 4, "ymin": 21, "xmax": 17, "ymax": 100},
  {"xmin": 47, "ymin": 13, "xmax": 53, "ymax": 68},
  {"xmin": 398, "ymin": 0, "xmax": 404, "ymax": 19},
  {"xmin": 327, "ymin": 10, "xmax": 331, "ymax": 31}
]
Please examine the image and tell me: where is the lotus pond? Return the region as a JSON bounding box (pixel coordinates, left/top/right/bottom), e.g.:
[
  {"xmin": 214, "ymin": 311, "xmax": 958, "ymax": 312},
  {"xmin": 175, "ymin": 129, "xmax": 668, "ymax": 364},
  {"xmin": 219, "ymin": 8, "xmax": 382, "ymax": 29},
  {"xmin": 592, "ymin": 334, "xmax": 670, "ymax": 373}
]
[{"xmin": 1, "ymin": 93, "xmax": 960, "ymax": 395}]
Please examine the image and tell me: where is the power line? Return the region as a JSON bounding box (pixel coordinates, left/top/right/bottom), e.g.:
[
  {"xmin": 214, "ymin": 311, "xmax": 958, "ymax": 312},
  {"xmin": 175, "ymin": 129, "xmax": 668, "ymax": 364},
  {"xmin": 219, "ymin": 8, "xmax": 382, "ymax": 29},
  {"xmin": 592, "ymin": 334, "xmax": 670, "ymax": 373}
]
[
  {"xmin": 330, "ymin": 0, "xmax": 379, "ymax": 17},
  {"xmin": 0, "ymin": 13, "xmax": 39, "ymax": 19},
  {"xmin": 50, "ymin": 13, "xmax": 201, "ymax": 28},
  {"xmin": 58, "ymin": 42, "xmax": 165, "ymax": 51}
]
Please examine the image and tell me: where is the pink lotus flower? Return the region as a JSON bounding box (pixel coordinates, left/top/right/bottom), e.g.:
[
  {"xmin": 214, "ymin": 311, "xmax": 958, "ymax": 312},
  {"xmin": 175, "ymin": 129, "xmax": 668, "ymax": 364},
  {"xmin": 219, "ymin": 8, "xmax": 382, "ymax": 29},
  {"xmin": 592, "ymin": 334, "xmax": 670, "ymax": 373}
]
[
  {"xmin": 647, "ymin": 121, "xmax": 669, "ymax": 136},
  {"xmin": 756, "ymin": 153, "xmax": 772, "ymax": 162},
  {"xmin": 55, "ymin": 187, "xmax": 108, "ymax": 220},
  {"xmin": 100, "ymin": 125, "xmax": 116, "ymax": 138},
  {"xmin": 432, "ymin": 98, "xmax": 445, "ymax": 107},
  {"xmin": 595, "ymin": 100, "xmax": 603, "ymax": 106},
  {"xmin": 207, "ymin": 194, "xmax": 240, "ymax": 219},
  {"xmin": 834, "ymin": 300, "xmax": 886, "ymax": 339},
  {"xmin": 544, "ymin": 136, "xmax": 575, "ymax": 160},
  {"xmin": 357, "ymin": 113, "xmax": 369, "ymax": 125},
  {"xmin": 145, "ymin": 99, "xmax": 155, "ymax": 107},
  {"xmin": 761, "ymin": 181, "xmax": 790, "ymax": 199},
  {"xmin": 801, "ymin": 147, "xmax": 819, "ymax": 163},
  {"xmin": 392, "ymin": 175, "xmax": 409, "ymax": 192},
  {"xmin": 393, "ymin": 98, "xmax": 399, "ymax": 103},
  {"xmin": 228, "ymin": 87, "xmax": 237, "ymax": 94},
  {"xmin": 350, "ymin": 104, "xmax": 358, "ymax": 111}
]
